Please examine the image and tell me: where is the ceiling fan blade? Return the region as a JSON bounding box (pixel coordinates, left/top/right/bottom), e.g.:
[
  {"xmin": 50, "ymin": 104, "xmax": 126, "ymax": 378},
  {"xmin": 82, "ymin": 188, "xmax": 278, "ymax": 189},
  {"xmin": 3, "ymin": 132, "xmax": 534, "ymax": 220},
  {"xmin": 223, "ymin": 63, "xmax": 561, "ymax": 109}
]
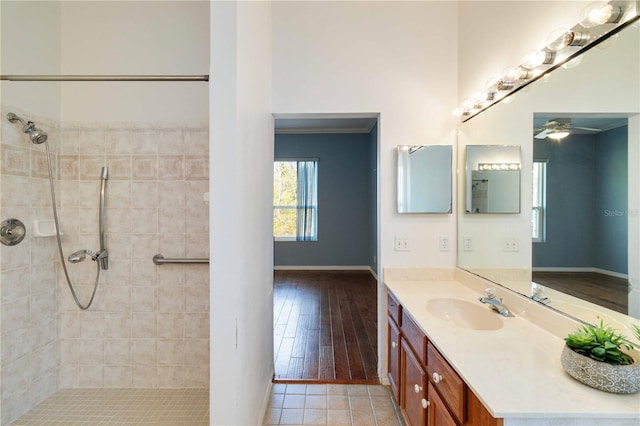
[
  {"xmin": 534, "ymin": 129, "xmax": 550, "ymax": 139},
  {"xmin": 572, "ymin": 126, "xmax": 602, "ymax": 132}
]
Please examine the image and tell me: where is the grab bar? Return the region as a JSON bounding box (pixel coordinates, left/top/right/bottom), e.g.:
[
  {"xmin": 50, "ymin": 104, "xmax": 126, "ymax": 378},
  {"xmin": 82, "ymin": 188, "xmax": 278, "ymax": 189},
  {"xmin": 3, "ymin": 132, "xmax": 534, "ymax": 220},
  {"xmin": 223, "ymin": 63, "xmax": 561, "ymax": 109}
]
[{"xmin": 152, "ymin": 254, "xmax": 209, "ymax": 265}]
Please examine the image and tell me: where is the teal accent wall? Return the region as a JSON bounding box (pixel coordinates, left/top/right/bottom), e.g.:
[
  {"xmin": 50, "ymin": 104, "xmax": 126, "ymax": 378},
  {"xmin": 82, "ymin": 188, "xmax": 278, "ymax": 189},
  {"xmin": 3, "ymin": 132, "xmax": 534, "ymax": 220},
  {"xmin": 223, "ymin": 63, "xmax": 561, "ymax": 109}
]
[
  {"xmin": 533, "ymin": 126, "xmax": 628, "ymax": 275},
  {"xmin": 274, "ymin": 130, "xmax": 377, "ymax": 268}
]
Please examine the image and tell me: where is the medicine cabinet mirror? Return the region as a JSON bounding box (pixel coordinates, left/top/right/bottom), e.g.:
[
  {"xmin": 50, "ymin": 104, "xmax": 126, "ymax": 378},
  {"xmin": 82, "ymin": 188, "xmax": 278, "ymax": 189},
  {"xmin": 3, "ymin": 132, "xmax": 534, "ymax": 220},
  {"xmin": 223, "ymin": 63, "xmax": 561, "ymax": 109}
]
[
  {"xmin": 465, "ymin": 145, "xmax": 521, "ymax": 214},
  {"xmin": 397, "ymin": 145, "xmax": 452, "ymax": 214}
]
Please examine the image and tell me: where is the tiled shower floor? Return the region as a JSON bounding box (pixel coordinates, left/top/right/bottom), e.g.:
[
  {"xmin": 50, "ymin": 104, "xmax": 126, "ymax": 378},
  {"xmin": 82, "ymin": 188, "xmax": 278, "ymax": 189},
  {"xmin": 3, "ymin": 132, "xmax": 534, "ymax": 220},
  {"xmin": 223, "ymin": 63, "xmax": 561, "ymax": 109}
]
[
  {"xmin": 11, "ymin": 388, "xmax": 209, "ymax": 425},
  {"xmin": 11, "ymin": 384, "xmax": 403, "ymax": 425}
]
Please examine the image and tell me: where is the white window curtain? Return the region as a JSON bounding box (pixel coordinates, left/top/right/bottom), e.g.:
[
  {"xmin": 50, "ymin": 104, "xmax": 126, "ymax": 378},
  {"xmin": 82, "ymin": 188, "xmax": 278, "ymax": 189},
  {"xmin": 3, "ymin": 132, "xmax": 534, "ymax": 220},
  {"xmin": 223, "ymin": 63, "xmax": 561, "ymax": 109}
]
[{"xmin": 296, "ymin": 161, "xmax": 318, "ymax": 241}]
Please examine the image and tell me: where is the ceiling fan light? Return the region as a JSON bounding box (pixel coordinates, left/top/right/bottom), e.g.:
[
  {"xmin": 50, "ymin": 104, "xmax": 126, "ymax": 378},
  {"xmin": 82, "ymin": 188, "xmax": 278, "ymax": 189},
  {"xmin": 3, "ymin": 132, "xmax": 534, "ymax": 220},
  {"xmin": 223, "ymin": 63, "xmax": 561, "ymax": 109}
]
[{"xmin": 547, "ymin": 130, "xmax": 570, "ymax": 140}]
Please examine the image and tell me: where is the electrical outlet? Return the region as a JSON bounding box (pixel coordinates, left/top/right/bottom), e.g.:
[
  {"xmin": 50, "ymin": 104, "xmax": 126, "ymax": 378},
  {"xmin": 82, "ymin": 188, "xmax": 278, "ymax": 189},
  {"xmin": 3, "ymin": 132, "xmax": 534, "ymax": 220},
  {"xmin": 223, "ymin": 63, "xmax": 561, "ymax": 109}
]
[
  {"xmin": 439, "ymin": 236, "xmax": 449, "ymax": 252},
  {"xmin": 394, "ymin": 236, "xmax": 409, "ymax": 252},
  {"xmin": 463, "ymin": 236, "xmax": 473, "ymax": 252},
  {"xmin": 503, "ymin": 236, "xmax": 519, "ymax": 252}
]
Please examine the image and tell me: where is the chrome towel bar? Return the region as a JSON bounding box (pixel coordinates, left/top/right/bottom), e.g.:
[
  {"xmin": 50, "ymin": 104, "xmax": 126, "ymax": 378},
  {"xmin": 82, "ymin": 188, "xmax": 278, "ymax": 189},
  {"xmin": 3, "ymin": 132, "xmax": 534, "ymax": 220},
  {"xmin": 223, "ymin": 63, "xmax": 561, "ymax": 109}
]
[{"xmin": 152, "ymin": 254, "xmax": 209, "ymax": 265}]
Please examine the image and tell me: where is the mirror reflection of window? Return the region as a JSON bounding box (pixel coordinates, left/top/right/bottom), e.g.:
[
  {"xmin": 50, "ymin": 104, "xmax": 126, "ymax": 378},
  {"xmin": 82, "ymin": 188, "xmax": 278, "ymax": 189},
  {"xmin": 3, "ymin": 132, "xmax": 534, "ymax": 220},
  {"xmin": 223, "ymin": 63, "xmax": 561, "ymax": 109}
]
[{"xmin": 532, "ymin": 160, "xmax": 547, "ymax": 243}]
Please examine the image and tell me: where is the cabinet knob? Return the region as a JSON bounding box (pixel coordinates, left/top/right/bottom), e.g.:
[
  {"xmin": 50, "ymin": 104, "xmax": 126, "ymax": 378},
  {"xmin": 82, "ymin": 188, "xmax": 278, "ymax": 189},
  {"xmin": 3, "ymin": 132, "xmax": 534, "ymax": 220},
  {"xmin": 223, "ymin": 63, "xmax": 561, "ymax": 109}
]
[
  {"xmin": 392, "ymin": 341, "xmax": 397, "ymax": 348},
  {"xmin": 414, "ymin": 384, "xmax": 423, "ymax": 394},
  {"xmin": 432, "ymin": 372, "xmax": 443, "ymax": 383},
  {"xmin": 421, "ymin": 398, "xmax": 430, "ymax": 409}
]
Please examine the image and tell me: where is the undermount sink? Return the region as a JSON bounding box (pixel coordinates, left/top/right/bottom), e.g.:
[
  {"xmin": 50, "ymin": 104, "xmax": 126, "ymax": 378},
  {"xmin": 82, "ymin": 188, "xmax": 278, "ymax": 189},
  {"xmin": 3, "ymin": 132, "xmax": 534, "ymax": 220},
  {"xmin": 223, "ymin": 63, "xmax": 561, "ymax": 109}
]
[{"xmin": 426, "ymin": 298, "xmax": 504, "ymax": 330}]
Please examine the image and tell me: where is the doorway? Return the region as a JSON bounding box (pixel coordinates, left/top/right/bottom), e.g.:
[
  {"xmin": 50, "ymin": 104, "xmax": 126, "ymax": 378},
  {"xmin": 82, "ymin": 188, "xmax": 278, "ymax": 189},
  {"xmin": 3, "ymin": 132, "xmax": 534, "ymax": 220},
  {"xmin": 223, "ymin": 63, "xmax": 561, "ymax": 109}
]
[{"xmin": 272, "ymin": 114, "xmax": 380, "ymax": 383}]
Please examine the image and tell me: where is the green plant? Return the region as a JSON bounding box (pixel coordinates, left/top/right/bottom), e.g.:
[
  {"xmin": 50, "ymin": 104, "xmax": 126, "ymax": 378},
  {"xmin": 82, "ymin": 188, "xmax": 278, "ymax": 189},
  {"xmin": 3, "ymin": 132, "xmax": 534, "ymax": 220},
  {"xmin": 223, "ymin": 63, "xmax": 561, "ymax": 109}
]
[
  {"xmin": 564, "ymin": 321, "xmax": 635, "ymax": 366},
  {"xmin": 633, "ymin": 324, "xmax": 640, "ymax": 343}
]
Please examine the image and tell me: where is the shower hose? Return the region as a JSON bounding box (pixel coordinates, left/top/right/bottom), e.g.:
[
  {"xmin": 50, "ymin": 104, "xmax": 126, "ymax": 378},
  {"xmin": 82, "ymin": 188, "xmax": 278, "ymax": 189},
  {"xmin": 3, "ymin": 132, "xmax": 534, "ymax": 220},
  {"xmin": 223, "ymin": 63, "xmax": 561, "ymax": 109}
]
[{"xmin": 43, "ymin": 139, "xmax": 101, "ymax": 310}]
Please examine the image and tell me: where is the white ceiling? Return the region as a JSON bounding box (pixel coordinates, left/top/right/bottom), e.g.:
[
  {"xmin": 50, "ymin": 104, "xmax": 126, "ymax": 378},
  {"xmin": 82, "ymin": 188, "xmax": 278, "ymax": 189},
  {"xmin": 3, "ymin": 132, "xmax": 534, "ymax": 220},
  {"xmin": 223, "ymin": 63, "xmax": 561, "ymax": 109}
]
[{"xmin": 274, "ymin": 117, "xmax": 377, "ymax": 134}]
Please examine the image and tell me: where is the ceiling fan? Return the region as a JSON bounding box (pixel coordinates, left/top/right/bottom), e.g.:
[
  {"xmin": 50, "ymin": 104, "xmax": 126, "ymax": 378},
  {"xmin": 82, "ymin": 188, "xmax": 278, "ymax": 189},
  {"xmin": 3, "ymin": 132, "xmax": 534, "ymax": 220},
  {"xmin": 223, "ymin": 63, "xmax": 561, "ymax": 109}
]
[{"xmin": 534, "ymin": 118, "xmax": 602, "ymax": 140}]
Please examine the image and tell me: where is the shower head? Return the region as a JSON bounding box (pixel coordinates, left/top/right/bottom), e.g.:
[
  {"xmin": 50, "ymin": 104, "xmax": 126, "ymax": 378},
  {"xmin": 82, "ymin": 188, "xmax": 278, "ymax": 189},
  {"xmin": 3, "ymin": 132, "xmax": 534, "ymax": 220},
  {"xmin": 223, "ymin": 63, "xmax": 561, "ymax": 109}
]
[
  {"xmin": 68, "ymin": 249, "xmax": 88, "ymax": 264},
  {"xmin": 7, "ymin": 112, "xmax": 48, "ymax": 144}
]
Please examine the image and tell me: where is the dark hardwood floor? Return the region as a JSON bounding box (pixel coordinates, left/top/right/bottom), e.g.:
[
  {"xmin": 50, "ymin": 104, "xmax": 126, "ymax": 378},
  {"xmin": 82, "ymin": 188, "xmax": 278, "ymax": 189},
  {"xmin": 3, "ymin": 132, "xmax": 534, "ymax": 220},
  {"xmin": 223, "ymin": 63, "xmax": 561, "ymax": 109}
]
[
  {"xmin": 273, "ymin": 270, "xmax": 379, "ymax": 384},
  {"xmin": 532, "ymin": 271, "xmax": 629, "ymax": 314}
]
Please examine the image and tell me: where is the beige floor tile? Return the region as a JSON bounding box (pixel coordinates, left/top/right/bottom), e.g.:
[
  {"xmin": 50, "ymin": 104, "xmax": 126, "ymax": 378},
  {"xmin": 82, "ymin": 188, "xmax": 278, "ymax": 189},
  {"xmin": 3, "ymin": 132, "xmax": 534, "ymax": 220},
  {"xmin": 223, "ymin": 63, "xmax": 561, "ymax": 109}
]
[
  {"xmin": 270, "ymin": 393, "xmax": 285, "ymax": 408},
  {"xmin": 327, "ymin": 394, "xmax": 350, "ymax": 410},
  {"xmin": 305, "ymin": 384, "xmax": 327, "ymax": 395},
  {"xmin": 350, "ymin": 408, "xmax": 376, "ymax": 426},
  {"xmin": 286, "ymin": 384, "xmax": 307, "ymax": 394},
  {"xmin": 280, "ymin": 408, "xmax": 304, "ymax": 425},
  {"xmin": 264, "ymin": 408, "xmax": 282, "ymax": 425},
  {"xmin": 273, "ymin": 383, "xmax": 287, "ymax": 394},
  {"xmin": 348, "ymin": 395, "xmax": 373, "ymax": 412},
  {"xmin": 347, "ymin": 384, "xmax": 369, "ymax": 396},
  {"xmin": 327, "ymin": 408, "xmax": 351, "ymax": 425},
  {"xmin": 327, "ymin": 384, "xmax": 349, "ymax": 395},
  {"xmin": 303, "ymin": 408, "xmax": 327, "ymax": 425},
  {"xmin": 283, "ymin": 394, "xmax": 306, "ymax": 409},
  {"xmin": 305, "ymin": 394, "xmax": 327, "ymax": 409}
]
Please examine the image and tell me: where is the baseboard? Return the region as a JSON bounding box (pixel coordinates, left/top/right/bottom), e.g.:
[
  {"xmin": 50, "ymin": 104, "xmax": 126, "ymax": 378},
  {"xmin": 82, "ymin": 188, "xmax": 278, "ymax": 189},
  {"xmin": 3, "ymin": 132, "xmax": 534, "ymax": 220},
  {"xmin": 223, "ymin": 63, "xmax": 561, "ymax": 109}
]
[
  {"xmin": 274, "ymin": 265, "xmax": 379, "ymax": 280},
  {"xmin": 275, "ymin": 265, "xmax": 371, "ymax": 270},
  {"xmin": 256, "ymin": 379, "xmax": 273, "ymax": 426},
  {"xmin": 532, "ymin": 266, "xmax": 628, "ymax": 280}
]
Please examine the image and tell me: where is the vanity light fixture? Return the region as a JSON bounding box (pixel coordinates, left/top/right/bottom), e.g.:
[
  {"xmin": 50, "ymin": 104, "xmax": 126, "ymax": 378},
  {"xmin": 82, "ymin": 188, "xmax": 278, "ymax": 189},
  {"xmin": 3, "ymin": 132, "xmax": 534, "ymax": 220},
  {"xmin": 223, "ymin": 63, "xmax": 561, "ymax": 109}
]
[
  {"xmin": 478, "ymin": 163, "xmax": 521, "ymax": 171},
  {"xmin": 457, "ymin": 0, "xmax": 639, "ymax": 121}
]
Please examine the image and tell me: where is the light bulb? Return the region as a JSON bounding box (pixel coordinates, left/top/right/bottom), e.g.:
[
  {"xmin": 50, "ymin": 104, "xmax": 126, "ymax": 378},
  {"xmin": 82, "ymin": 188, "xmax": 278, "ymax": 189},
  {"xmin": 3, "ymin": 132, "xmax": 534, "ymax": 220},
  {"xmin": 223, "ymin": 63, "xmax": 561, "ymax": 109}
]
[
  {"xmin": 580, "ymin": 2, "xmax": 623, "ymax": 28},
  {"xmin": 522, "ymin": 50, "xmax": 546, "ymax": 69}
]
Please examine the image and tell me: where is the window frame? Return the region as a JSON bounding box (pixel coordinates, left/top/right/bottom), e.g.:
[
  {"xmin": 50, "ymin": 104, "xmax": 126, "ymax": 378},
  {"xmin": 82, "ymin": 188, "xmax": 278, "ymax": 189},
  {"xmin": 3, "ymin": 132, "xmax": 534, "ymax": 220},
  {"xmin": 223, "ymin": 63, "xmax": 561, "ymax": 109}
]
[
  {"xmin": 273, "ymin": 158, "xmax": 318, "ymax": 242},
  {"xmin": 532, "ymin": 160, "xmax": 547, "ymax": 243}
]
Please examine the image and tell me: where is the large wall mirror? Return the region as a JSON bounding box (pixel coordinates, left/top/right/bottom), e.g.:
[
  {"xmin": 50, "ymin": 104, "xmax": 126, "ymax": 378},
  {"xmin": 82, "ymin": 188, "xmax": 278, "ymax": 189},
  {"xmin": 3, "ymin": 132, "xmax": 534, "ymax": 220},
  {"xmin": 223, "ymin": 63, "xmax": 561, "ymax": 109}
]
[
  {"xmin": 457, "ymin": 21, "xmax": 640, "ymax": 327},
  {"xmin": 397, "ymin": 145, "xmax": 452, "ymax": 213}
]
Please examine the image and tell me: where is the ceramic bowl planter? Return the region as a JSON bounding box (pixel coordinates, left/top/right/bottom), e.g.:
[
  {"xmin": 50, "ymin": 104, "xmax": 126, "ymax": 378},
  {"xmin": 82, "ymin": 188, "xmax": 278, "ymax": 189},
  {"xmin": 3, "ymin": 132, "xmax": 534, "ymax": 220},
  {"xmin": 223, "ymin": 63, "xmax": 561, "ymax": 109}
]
[{"xmin": 561, "ymin": 345, "xmax": 640, "ymax": 394}]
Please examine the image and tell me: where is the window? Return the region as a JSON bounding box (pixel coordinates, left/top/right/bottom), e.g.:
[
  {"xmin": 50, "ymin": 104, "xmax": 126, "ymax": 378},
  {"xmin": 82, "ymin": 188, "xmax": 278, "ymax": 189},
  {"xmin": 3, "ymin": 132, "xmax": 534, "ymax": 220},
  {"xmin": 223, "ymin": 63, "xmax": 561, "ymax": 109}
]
[
  {"xmin": 532, "ymin": 160, "xmax": 547, "ymax": 243},
  {"xmin": 273, "ymin": 160, "xmax": 318, "ymax": 241}
]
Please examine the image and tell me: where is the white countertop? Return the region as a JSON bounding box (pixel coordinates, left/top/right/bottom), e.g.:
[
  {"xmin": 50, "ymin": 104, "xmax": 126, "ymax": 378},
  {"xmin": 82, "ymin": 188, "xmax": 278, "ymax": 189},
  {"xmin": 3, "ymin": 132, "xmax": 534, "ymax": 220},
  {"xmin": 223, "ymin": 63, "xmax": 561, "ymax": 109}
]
[{"xmin": 385, "ymin": 279, "xmax": 640, "ymax": 420}]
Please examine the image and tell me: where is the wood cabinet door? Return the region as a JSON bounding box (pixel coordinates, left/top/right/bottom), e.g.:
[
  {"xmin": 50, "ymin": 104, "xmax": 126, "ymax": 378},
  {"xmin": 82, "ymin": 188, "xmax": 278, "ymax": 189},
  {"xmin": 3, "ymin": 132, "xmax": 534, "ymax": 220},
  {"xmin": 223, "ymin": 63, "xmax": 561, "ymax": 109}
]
[
  {"xmin": 401, "ymin": 340, "xmax": 427, "ymax": 426},
  {"xmin": 388, "ymin": 317, "xmax": 401, "ymax": 404},
  {"xmin": 428, "ymin": 382, "xmax": 458, "ymax": 426}
]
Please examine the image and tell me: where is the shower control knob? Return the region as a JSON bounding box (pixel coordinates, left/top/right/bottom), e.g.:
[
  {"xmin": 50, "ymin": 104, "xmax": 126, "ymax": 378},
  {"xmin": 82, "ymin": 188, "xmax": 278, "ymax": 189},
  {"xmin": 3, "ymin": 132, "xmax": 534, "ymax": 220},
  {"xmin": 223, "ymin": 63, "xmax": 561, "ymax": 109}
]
[{"xmin": 0, "ymin": 219, "xmax": 26, "ymax": 246}]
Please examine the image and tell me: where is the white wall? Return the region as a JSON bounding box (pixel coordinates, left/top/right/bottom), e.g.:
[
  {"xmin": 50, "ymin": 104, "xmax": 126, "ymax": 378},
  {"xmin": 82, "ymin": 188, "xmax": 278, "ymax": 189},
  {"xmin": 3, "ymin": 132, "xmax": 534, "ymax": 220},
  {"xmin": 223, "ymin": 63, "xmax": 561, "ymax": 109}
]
[
  {"xmin": 273, "ymin": 1, "xmax": 459, "ymax": 269},
  {"xmin": 458, "ymin": 0, "xmax": 592, "ymax": 105},
  {"xmin": 272, "ymin": 0, "xmax": 459, "ymax": 385},
  {"xmin": 210, "ymin": 2, "xmax": 274, "ymax": 425},
  {"xmin": 1, "ymin": 0, "xmax": 61, "ymax": 118},
  {"xmin": 59, "ymin": 0, "xmax": 209, "ymax": 123}
]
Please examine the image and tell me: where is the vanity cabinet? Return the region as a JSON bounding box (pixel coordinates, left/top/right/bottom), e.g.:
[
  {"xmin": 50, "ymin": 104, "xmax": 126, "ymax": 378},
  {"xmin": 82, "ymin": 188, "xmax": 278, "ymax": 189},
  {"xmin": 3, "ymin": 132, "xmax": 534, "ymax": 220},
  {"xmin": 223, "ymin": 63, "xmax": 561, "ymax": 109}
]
[
  {"xmin": 402, "ymin": 339, "xmax": 428, "ymax": 426},
  {"xmin": 387, "ymin": 290, "xmax": 503, "ymax": 426}
]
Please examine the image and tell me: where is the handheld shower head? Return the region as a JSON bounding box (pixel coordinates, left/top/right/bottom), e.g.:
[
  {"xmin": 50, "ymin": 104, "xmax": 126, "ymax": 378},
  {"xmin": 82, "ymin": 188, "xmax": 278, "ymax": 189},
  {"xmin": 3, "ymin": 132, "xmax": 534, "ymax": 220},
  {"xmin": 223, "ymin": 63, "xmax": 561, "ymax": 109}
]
[
  {"xmin": 6, "ymin": 112, "xmax": 48, "ymax": 144},
  {"xmin": 68, "ymin": 249, "xmax": 87, "ymax": 263}
]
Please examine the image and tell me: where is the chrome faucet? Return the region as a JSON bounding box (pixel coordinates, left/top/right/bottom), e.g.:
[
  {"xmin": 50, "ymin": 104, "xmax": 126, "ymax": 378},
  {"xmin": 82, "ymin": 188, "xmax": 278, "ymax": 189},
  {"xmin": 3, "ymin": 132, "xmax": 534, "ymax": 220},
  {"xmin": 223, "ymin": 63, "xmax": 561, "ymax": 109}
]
[
  {"xmin": 478, "ymin": 288, "xmax": 511, "ymax": 317},
  {"xmin": 531, "ymin": 284, "xmax": 550, "ymax": 305}
]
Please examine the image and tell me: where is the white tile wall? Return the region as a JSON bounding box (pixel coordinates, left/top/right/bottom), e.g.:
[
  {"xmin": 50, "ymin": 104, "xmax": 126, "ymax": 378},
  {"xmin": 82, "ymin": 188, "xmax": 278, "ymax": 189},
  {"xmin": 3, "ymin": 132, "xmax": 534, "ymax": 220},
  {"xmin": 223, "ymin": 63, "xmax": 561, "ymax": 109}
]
[
  {"xmin": 57, "ymin": 121, "xmax": 210, "ymax": 390},
  {"xmin": 1, "ymin": 110, "xmax": 209, "ymax": 424}
]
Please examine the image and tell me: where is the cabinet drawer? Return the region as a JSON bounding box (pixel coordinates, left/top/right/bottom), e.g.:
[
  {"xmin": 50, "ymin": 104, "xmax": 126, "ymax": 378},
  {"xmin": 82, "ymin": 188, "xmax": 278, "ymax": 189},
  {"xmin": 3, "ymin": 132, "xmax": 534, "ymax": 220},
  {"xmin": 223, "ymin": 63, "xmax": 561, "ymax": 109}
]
[
  {"xmin": 427, "ymin": 343, "xmax": 465, "ymax": 424},
  {"xmin": 401, "ymin": 311, "xmax": 427, "ymax": 364},
  {"xmin": 387, "ymin": 291, "xmax": 401, "ymax": 326}
]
